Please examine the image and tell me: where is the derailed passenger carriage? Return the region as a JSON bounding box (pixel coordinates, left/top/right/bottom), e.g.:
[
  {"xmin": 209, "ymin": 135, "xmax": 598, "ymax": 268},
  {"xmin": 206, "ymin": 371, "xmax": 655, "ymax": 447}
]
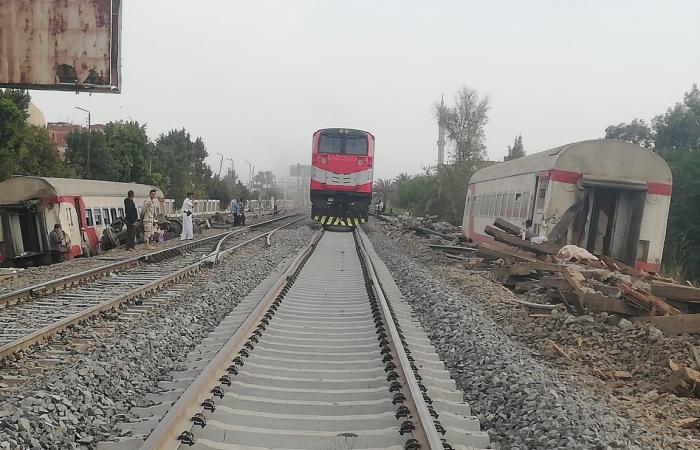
[
  {"xmin": 463, "ymin": 139, "xmax": 672, "ymax": 272},
  {"xmin": 310, "ymin": 128, "xmax": 374, "ymax": 226},
  {"xmin": 0, "ymin": 176, "xmax": 164, "ymax": 266}
]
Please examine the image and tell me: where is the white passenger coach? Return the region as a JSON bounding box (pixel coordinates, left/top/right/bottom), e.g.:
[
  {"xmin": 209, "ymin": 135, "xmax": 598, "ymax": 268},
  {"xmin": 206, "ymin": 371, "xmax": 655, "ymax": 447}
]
[
  {"xmin": 0, "ymin": 176, "xmax": 221, "ymax": 266},
  {"xmin": 463, "ymin": 139, "xmax": 672, "ymax": 272}
]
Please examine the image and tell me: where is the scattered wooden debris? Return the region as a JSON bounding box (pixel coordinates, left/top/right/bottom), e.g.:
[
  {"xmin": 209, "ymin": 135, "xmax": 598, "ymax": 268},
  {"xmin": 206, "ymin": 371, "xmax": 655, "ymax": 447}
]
[
  {"xmin": 469, "ymin": 217, "xmax": 700, "ymax": 332},
  {"xmin": 667, "ymin": 359, "xmax": 700, "ymax": 398}
]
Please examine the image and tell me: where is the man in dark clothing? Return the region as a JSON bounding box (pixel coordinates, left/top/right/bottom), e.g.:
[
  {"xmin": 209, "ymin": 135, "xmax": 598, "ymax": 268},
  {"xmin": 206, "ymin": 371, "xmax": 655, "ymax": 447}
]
[
  {"xmin": 124, "ymin": 190, "xmax": 138, "ymax": 250},
  {"xmin": 49, "ymin": 224, "xmax": 63, "ymax": 264}
]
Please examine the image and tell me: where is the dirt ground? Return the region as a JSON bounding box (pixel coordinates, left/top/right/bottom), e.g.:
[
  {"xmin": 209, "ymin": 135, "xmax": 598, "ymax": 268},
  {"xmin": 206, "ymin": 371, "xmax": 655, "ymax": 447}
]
[{"xmin": 375, "ymin": 220, "xmax": 700, "ymax": 449}]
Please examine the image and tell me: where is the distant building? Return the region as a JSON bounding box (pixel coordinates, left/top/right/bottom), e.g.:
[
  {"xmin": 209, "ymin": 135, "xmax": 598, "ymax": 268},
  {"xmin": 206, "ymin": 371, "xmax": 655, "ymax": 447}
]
[{"xmin": 47, "ymin": 122, "xmax": 105, "ymax": 160}]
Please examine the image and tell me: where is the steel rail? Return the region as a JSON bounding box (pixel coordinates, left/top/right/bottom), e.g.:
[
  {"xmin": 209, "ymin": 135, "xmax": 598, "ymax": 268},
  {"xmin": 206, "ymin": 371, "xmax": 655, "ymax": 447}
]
[
  {"xmin": 0, "ymin": 216, "xmax": 305, "ymax": 360},
  {"xmin": 355, "ymin": 227, "xmax": 445, "ymax": 449},
  {"xmin": 0, "ymin": 213, "xmax": 300, "ymax": 308},
  {"xmin": 138, "ymin": 230, "xmax": 324, "ymax": 450}
]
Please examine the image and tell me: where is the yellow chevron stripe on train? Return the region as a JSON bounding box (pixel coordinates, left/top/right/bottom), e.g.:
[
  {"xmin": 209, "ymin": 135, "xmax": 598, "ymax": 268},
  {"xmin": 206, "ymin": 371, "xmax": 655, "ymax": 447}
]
[{"xmin": 313, "ymin": 215, "xmax": 366, "ymax": 227}]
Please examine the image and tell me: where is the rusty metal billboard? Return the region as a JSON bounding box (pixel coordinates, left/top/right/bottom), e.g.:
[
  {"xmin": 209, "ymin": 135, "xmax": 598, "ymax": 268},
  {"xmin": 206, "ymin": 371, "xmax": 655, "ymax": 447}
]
[{"xmin": 0, "ymin": 0, "xmax": 122, "ymax": 93}]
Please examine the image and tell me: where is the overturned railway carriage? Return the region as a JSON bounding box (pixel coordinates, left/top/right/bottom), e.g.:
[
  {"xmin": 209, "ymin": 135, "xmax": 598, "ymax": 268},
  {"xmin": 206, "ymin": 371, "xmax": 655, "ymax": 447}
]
[
  {"xmin": 0, "ymin": 177, "xmax": 164, "ymax": 265},
  {"xmin": 463, "ymin": 140, "xmax": 672, "ymax": 272},
  {"xmin": 310, "ymin": 128, "xmax": 374, "ymax": 226}
]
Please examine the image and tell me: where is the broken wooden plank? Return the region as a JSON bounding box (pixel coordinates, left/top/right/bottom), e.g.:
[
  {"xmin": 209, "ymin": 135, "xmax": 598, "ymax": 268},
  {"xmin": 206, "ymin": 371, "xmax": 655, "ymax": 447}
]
[
  {"xmin": 650, "ymin": 282, "xmax": 700, "ymax": 302},
  {"xmin": 493, "ymin": 217, "xmax": 528, "ymax": 237},
  {"xmin": 581, "ymin": 293, "xmax": 643, "ymax": 316},
  {"xmin": 562, "ymin": 267, "xmax": 588, "ymax": 313},
  {"xmin": 484, "ymin": 225, "xmax": 560, "ymax": 256},
  {"xmin": 618, "ymin": 283, "xmax": 681, "ymax": 316},
  {"xmin": 599, "ymin": 255, "xmax": 652, "ymax": 279},
  {"xmin": 476, "ymin": 241, "xmax": 537, "ymax": 263},
  {"xmin": 636, "ymin": 314, "xmax": 700, "ymax": 335}
]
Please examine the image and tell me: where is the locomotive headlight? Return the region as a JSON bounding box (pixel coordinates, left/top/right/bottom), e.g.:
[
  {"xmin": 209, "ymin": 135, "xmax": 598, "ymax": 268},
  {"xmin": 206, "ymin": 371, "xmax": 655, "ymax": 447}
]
[
  {"xmin": 320, "ymin": 157, "xmax": 328, "ymax": 164},
  {"xmin": 357, "ymin": 159, "xmax": 365, "ymax": 166}
]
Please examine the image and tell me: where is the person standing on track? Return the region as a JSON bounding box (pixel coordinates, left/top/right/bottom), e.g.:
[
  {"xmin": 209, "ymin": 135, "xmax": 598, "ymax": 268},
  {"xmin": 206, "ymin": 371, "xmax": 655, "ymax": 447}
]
[
  {"xmin": 180, "ymin": 192, "xmax": 195, "ymax": 240},
  {"xmin": 124, "ymin": 190, "xmax": 138, "ymax": 251},
  {"xmin": 141, "ymin": 189, "xmax": 158, "ymax": 249},
  {"xmin": 48, "ymin": 224, "xmax": 64, "ymax": 264}
]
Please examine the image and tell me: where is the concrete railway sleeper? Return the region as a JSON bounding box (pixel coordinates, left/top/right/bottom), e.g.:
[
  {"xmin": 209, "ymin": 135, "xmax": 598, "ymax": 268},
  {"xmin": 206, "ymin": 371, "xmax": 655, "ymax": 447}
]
[
  {"xmin": 0, "ymin": 215, "xmax": 305, "ymax": 362},
  {"xmin": 102, "ymin": 229, "xmax": 489, "ymax": 450}
]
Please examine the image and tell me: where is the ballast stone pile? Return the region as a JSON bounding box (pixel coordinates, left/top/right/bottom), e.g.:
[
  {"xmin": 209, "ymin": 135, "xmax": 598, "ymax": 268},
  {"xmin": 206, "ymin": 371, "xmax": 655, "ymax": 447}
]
[
  {"xmin": 0, "ymin": 227, "xmax": 314, "ymax": 450},
  {"xmin": 366, "ymin": 227, "xmax": 644, "ymax": 450}
]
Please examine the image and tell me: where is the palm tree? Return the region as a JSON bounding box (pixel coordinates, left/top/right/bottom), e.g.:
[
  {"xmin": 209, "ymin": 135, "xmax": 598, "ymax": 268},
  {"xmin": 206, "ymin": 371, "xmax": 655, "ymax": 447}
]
[
  {"xmin": 373, "ymin": 178, "xmax": 396, "ymax": 206},
  {"xmin": 393, "ymin": 172, "xmax": 411, "ymax": 187}
]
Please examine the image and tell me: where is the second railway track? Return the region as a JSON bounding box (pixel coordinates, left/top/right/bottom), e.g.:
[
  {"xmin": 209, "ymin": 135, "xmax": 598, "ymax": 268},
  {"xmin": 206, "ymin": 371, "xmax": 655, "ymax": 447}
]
[
  {"xmin": 103, "ymin": 228, "xmax": 489, "ymax": 450},
  {"xmin": 0, "ymin": 214, "xmax": 305, "ymax": 361}
]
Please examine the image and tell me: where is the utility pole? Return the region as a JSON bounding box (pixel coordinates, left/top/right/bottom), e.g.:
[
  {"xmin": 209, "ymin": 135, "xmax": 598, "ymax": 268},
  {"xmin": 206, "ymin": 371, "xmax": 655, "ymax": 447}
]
[
  {"xmin": 216, "ymin": 152, "xmax": 224, "ymax": 179},
  {"xmin": 225, "ymin": 157, "xmax": 234, "ymax": 182},
  {"xmin": 75, "ymin": 107, "xmax": 91, "ymax": 177}
]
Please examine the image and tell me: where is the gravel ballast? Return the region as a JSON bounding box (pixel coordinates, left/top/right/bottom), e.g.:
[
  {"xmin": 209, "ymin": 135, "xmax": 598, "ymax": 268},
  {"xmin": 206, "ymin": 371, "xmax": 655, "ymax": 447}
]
[
  {"xmin": 365, "ymin": 223, "xmax": 647, "ymax": 450},
  {"xmin": 0, "ymin": 225, "xmax": 314, "ymax": 450}
]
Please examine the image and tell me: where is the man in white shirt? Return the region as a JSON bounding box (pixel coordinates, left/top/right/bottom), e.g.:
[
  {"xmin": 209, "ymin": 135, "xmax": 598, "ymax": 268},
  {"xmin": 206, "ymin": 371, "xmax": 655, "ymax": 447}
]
[{"xmin": 180, "ymin": 192, "xmax": 195, "ymax": 240}]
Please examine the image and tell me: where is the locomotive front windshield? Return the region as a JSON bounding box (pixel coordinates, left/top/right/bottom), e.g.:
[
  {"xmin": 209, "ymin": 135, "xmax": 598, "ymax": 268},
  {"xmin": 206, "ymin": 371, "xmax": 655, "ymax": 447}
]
[{"xmin": 318, "ymin": 132, "xmax": 368, "ymax": 156}]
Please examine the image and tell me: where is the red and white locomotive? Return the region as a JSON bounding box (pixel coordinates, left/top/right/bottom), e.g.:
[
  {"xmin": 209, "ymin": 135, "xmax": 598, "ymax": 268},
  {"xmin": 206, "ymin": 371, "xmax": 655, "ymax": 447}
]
[{"xmin": 310, "ymin": 128, "xmax": 375, "ymax": 226}]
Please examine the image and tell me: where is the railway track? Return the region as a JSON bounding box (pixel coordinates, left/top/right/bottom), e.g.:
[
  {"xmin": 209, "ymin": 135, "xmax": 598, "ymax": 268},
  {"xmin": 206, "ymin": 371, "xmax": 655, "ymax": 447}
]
[
  {"xmin": 103, "ymin": 229, "xmax": 489, "ymax": 450},
  {"xmin": 0, "ymin": 214, "xmax": 305, "ymax": 361}
]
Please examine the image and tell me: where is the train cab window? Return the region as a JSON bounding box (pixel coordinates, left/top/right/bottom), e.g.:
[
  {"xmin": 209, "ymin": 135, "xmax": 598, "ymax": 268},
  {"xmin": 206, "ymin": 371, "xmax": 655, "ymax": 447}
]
[
  {"xmin": 345, "ymin": 136, "xmax": 368, "ymax": 155},
  {"xmin": 86, "ymin": 209, "xmax": 94, "ymax": 226},
  {"xmin": 318, "ymin": 135, "xmax": 343, "ymax": 154},
  {"xmin": 118, "ymin": 208, "xmax": 125, "ymax": 218},
  {"xmin": 94, "ymin": 208, "xmax": 103, "ymax": 226},
  {"xmin": 110, "ymin": 208, "xmax": 118, "ymax": 223}
]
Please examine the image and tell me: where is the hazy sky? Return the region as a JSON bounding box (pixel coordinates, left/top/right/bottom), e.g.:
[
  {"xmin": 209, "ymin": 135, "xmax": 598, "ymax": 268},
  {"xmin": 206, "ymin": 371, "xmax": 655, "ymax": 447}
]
[{"xmin": 31, "ymin": 0, "xmax": 700, "ymax": 183}]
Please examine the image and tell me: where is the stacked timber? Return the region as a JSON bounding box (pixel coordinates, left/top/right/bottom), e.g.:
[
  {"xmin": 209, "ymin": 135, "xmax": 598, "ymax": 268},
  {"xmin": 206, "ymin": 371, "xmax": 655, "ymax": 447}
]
[{"xmin": 474, "ymin": 218, "xmax": 700, "ymax": 335}]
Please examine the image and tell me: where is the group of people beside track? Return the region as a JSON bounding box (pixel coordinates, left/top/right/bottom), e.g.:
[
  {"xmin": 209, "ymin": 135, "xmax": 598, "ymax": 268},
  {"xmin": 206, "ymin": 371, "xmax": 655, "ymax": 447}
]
[
  {"xmin": 122, "ymin": 189, "xmax": 196, "ymax": 251},
  {"xmin": 47, "ymin": 189, "xmax": 207, "ymax": 264}
]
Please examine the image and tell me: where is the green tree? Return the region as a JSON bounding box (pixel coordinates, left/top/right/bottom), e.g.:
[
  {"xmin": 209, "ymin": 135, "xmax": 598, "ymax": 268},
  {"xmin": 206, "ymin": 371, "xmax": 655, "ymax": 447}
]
[
  {"xmin": 653, "ymin": 84, "xmax": 700, "ymax": 153},
  {"xmin": 0, "ymin": 89, "xmax": 69, "ymax": 181},
  {"xmin": 605, "ymin": 119, "xmax": 654, "ymax": 149},
  {"xmin": 103, "ymin": 121, "xmax": 153, "ymax": 183},
  {"xmin": 504, "ymin": 134, "xmax": 525, "ymax": 161},
  {"xmin": 436, "ymin": 87, "xmax": 490, "ymax": 163},
  {"xmin": 152, "ymin": 129, "xmax": 211, "ymax": 204},
  {"xmin": 65, "ymin": 129, "xmax": 114, "ymax": 180},
  {"xmin": 16, "ymin": 125, "xmax": 74, "ymax": 178}
]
